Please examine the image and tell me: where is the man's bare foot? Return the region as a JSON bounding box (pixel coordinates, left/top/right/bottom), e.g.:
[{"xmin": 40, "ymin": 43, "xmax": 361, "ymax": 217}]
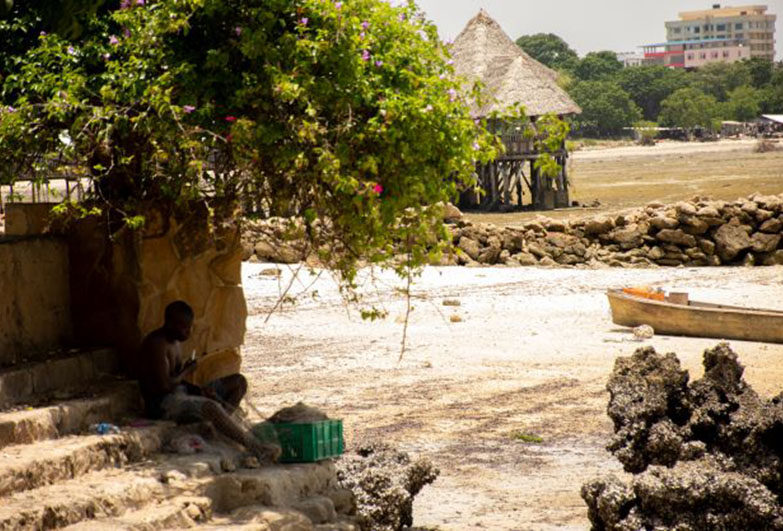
[{"xmin": 248, "ymin": 440, "xmax": 282, "ymax": 464}]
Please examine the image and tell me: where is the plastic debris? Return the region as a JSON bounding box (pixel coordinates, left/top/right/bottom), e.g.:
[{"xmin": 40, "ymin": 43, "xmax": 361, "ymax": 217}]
[{"xmin": 90, "ymin": 422, "xmax": 121, "ymax": 435}]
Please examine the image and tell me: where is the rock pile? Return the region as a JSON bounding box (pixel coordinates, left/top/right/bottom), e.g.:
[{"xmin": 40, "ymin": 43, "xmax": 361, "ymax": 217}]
[
  {"xmin": 241, "ymin": 193, "xmax": 783, "ymax": 268},
  {"xmin": 335, "ymin": 442, "xmax": 439, "ymax": 531},
  {"xmin": 582, "ymin": 343, "xmax": 783, "ymax": 530}
]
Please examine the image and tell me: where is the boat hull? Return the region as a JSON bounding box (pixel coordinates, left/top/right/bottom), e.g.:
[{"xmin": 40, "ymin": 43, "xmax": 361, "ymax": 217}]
[{"xmin": 607, "ymin": 290, "xmax": 783, "ymax": 344}]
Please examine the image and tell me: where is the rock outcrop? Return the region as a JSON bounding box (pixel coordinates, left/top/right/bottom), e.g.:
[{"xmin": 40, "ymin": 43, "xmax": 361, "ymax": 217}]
[
  {"xmin": 336, "ymin": 442, "xmax": 439, "ymax": 531},
  {"xmin": 582, "ymin": 343, "xmax": 783, "ymax": 531}
]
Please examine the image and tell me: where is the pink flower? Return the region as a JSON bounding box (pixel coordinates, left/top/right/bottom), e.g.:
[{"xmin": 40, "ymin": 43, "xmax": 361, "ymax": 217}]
[
  {"xmin": 335, "ymin": 1, "xmax": 342, "ymax": 9},
  {"xmin": 375, "ymin": 60, "xmax": 383, "ymax": 67},
  {"xmin": 67, "ymin": 46, "xmax": 76, "ymax": 55},
  {"xmin": 299, "ymin": 17, "xmax": 309, "ymax": 26},
  {"xmin": 361, "ymin": 49, "xmax": 370, "ymax": 62},
  {"xmin": 120, "ymin": 0, "xmax": 131, "ymax": 8},
  {"xmin": 361, "ymin": 21, "xmax": 370, "ymax": 30},
  {"xmin": 183, "ymin": 105, "xmax": 196, "ymax": 114},
  {"xmin": 136, "ymin": 0, "xmax": 145, "ymax": 5},
  {"xmin": 123, "ymin": 28, "xmax": 131, "ymax": 37},
  {"xmin": 109, "ymin": 35, "xmax": 119, "ymax": 45},
  {"xmin": 102, "ymin": 53, "xmax": 111, "ymax": 60},
  {"xmin": 448, "ymin": 88, "xmax": 457, "ymax": 102},
  {"xmin": 39, "ymin": 31, "xmax": 47, "ymax": 37},
  {"xmin": 225, "ymin": 115, "xmax": 237, "ymax": 122},
  {"xmin": 235, "ymin": 26, "xmax": 242, "ymax": 36},
  {"xmin": 373, "ymin": 184, "xmax": 383, "ymax": 194}
]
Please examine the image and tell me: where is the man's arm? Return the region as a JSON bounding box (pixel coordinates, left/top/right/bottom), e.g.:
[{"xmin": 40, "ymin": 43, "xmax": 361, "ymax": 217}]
[{"xmin": 144, "ymin": 337, "xmax": 196, "ymax": 395}]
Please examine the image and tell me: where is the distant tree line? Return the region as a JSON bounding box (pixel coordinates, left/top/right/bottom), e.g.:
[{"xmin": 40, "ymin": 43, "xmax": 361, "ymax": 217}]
[{"xmin": 516, "ymin": 33, "xmax": 783, "ymax": 137}]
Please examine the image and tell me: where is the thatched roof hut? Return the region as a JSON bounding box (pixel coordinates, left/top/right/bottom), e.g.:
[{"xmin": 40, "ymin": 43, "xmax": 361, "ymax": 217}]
[{"xmin": 451, "ymin": 9, "xmax": 581, "ymax": 118}]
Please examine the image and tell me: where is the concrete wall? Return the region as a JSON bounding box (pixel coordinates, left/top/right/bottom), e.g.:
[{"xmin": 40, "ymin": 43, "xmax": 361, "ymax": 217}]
[{"xmin": 0, "ymin": 236, "xmax": 72, "ymax": 366}]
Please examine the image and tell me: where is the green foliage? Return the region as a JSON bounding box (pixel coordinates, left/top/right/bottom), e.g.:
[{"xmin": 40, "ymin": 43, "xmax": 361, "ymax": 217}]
[
  {"xmin": 615, "ymin": 66, "xmax": 691, "ymax": 121},
  {"xmin": 514, "ymin": 33, "xmax": 782, "ymax": 128},
  {"xmin": 574, "ymin": 51, "xmax": 622, "ymax": 81},
  {"xmin": 659, "ymin": 87, "xmax": 721, "ymax": 130},
  {"xmin": 743, "ymin": 57, "xmax": 775, "ymax": 88},
  {"xmin": 634, "ymin": 120, "xmax": 658, "ymax": 145},
  {"xmin": 533, "ymin": 113, "xmax": 569, "ymax": 177},
  {"xmin": 569, "ymin": 80, "xmax": 641, "ymax": 137},
  {"xmin": 727, "ymin": 85, "xmax": 762, "ymax": 122},
  {"xmin": 760, "ymin": 65, "xmax": 783, "ymax": 113},
  {"xmin": 0, "ymin": 0, "xmax": 498, "ymax": 288},
  {"xmin": 691, "ymin": 61, "xmax": 752, "ymax": 101},
  {"xmin": 515, "ymin": 33, "xmax": 578, "ymax": 72},
  {"xmin": 512, "ymin": 431, "xmax": 543, "ymax": 443}
]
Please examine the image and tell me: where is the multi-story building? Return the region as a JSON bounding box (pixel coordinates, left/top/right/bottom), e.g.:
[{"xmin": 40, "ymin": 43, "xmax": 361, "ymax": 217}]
[
  {"xmin": 640, "ymin": 37, "xmax": 751, "ymax": 69},
  {"xmin": 640, "ymin": 4, "xmax": 776, "ymax": 69},
  {"xmin": 617, "ymin": 52, "xmax": 645, "ymax": 68}
]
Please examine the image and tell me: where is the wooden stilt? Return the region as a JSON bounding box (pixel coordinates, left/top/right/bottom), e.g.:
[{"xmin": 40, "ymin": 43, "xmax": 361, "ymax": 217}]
[
  {"xmin": 489, "ymin": 163, "xmax": 498, "ymax": 208},
  {"xmin": 502, "ymin": 162, "xmax": 510, "ymax": 207},
  {"xmin": 515, "ymin": 161, "xmax": 523, "ymax": 207}
]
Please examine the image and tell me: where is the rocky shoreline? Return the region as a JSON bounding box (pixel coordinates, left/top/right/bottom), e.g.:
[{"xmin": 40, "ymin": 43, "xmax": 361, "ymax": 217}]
[{"xmin": 241, "ymin": 193, "xmax": 783, "ymax": 268}]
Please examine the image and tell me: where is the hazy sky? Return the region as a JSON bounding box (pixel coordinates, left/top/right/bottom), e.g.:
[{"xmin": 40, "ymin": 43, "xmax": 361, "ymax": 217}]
[{"xmin": 413, "ymin": 0, "xmax": 783, "ymax": 59}]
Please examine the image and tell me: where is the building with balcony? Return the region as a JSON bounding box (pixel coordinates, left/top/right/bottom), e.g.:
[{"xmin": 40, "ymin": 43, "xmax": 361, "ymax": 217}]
[
  {"xmin": 640, "ymin": 37, "xmax": 751, "ymax": 69},
  {"xmin": 665, "ymin": 4, "xmax": 776, "ymax": 63},
  {"xmin": 617, "ymin": 52, "xmax": 645, "ymax": 68}
]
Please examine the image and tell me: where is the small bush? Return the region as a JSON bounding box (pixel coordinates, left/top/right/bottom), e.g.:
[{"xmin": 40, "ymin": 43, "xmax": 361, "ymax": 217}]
[{"xmin": 755, "ymin": 139, "xmax": 780, "ymax": 153}]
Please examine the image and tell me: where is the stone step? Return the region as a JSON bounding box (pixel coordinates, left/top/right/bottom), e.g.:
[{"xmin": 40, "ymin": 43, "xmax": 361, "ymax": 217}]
[
  {"xmin": 61, "ymin": 496, "xmax": 212, "ymax": 530},
  {"xmin": 0, "ymin": 347, "xmax": 119, "ymax": 407},
  {"xmin": 200, "ymin": 462, "xmax": 339, "ymax": 513},
  {"xmin": 0, "ymin": 422, "xmax": 173, "ymax": 497},
  {"xmin": 0, "ymin": 467, "xmax": 170, "ymax": 531},
  {"xmin": 0, "ymin": 379, "xmax": 142, "ymax": 450},
  {"xmin": 200, "ymin": 511, "xmax": 358, "ymax": 531}
]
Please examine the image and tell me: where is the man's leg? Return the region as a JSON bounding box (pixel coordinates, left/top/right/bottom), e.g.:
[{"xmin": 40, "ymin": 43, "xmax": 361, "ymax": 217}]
[
  {"xmin": 204, "ymin": 374, "xmax": 247, "ymax": 413},
  {"xmin": 161, "ymin": 391, "xmax": 279, "ymax": 462},
  {"xmin": 200, "ymin": 400, "xmax": 280, "ymax": 462}
]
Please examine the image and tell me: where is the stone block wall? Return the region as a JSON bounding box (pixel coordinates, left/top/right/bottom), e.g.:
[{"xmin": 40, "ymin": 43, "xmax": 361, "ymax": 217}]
[
  {"xmin": 241, "ymin": 194, "xmax": 783, "ymax": 269},
  {"xmin": 0, "ymin": 236, "xmax": 72, "ymax": 367},
  {"xmin": 70, "ymin": 206, "xmax": 246, "ymax": 382}
]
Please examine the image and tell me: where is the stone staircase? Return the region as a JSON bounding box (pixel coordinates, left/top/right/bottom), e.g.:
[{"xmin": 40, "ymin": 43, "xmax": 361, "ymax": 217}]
[{"xmin": 0, "ymin": 348, "xmax": 357, "ymax": 530}]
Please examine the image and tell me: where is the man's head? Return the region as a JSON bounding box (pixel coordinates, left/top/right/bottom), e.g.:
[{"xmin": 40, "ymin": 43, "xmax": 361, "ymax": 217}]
[{"xmin": 164, "ymin": 300, "xmax": 194, "ymax": 341}]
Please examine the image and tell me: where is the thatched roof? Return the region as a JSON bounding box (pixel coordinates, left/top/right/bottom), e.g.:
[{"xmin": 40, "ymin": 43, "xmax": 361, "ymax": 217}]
[{"xmin": 451, "ymin": 9, "xmax": 581, "ymax": 118}]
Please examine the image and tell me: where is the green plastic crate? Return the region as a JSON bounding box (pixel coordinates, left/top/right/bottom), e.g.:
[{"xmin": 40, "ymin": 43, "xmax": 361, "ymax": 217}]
[{"xmin": 266, "ymin": 420, "xmax": 344, "ymax": 463}]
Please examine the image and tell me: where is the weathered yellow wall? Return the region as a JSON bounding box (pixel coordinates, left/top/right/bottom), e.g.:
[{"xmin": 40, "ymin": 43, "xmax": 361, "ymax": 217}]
[
  {"xmin": 69, "ymin": 205, "xmax": 246, "ymax": 383},
  {"xmin": 4, "ymin": 203, "xmax": 60, "ymax": 236},
  {"xmin": 0, "ymin": 236, "xmax": 72, "ymax": 366}
]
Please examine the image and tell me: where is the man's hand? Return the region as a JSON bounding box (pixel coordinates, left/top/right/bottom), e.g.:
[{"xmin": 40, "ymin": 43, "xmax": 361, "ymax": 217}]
[{"xmin": 175, "ymin": 358, "xmax": 197, "ymax": 382}]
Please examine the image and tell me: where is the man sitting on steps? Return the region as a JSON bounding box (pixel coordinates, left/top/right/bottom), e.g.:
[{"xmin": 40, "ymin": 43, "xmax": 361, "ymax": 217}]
[{"xmin": 137, "ymin": 300, "xmax": 280, "ymax": 462}]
